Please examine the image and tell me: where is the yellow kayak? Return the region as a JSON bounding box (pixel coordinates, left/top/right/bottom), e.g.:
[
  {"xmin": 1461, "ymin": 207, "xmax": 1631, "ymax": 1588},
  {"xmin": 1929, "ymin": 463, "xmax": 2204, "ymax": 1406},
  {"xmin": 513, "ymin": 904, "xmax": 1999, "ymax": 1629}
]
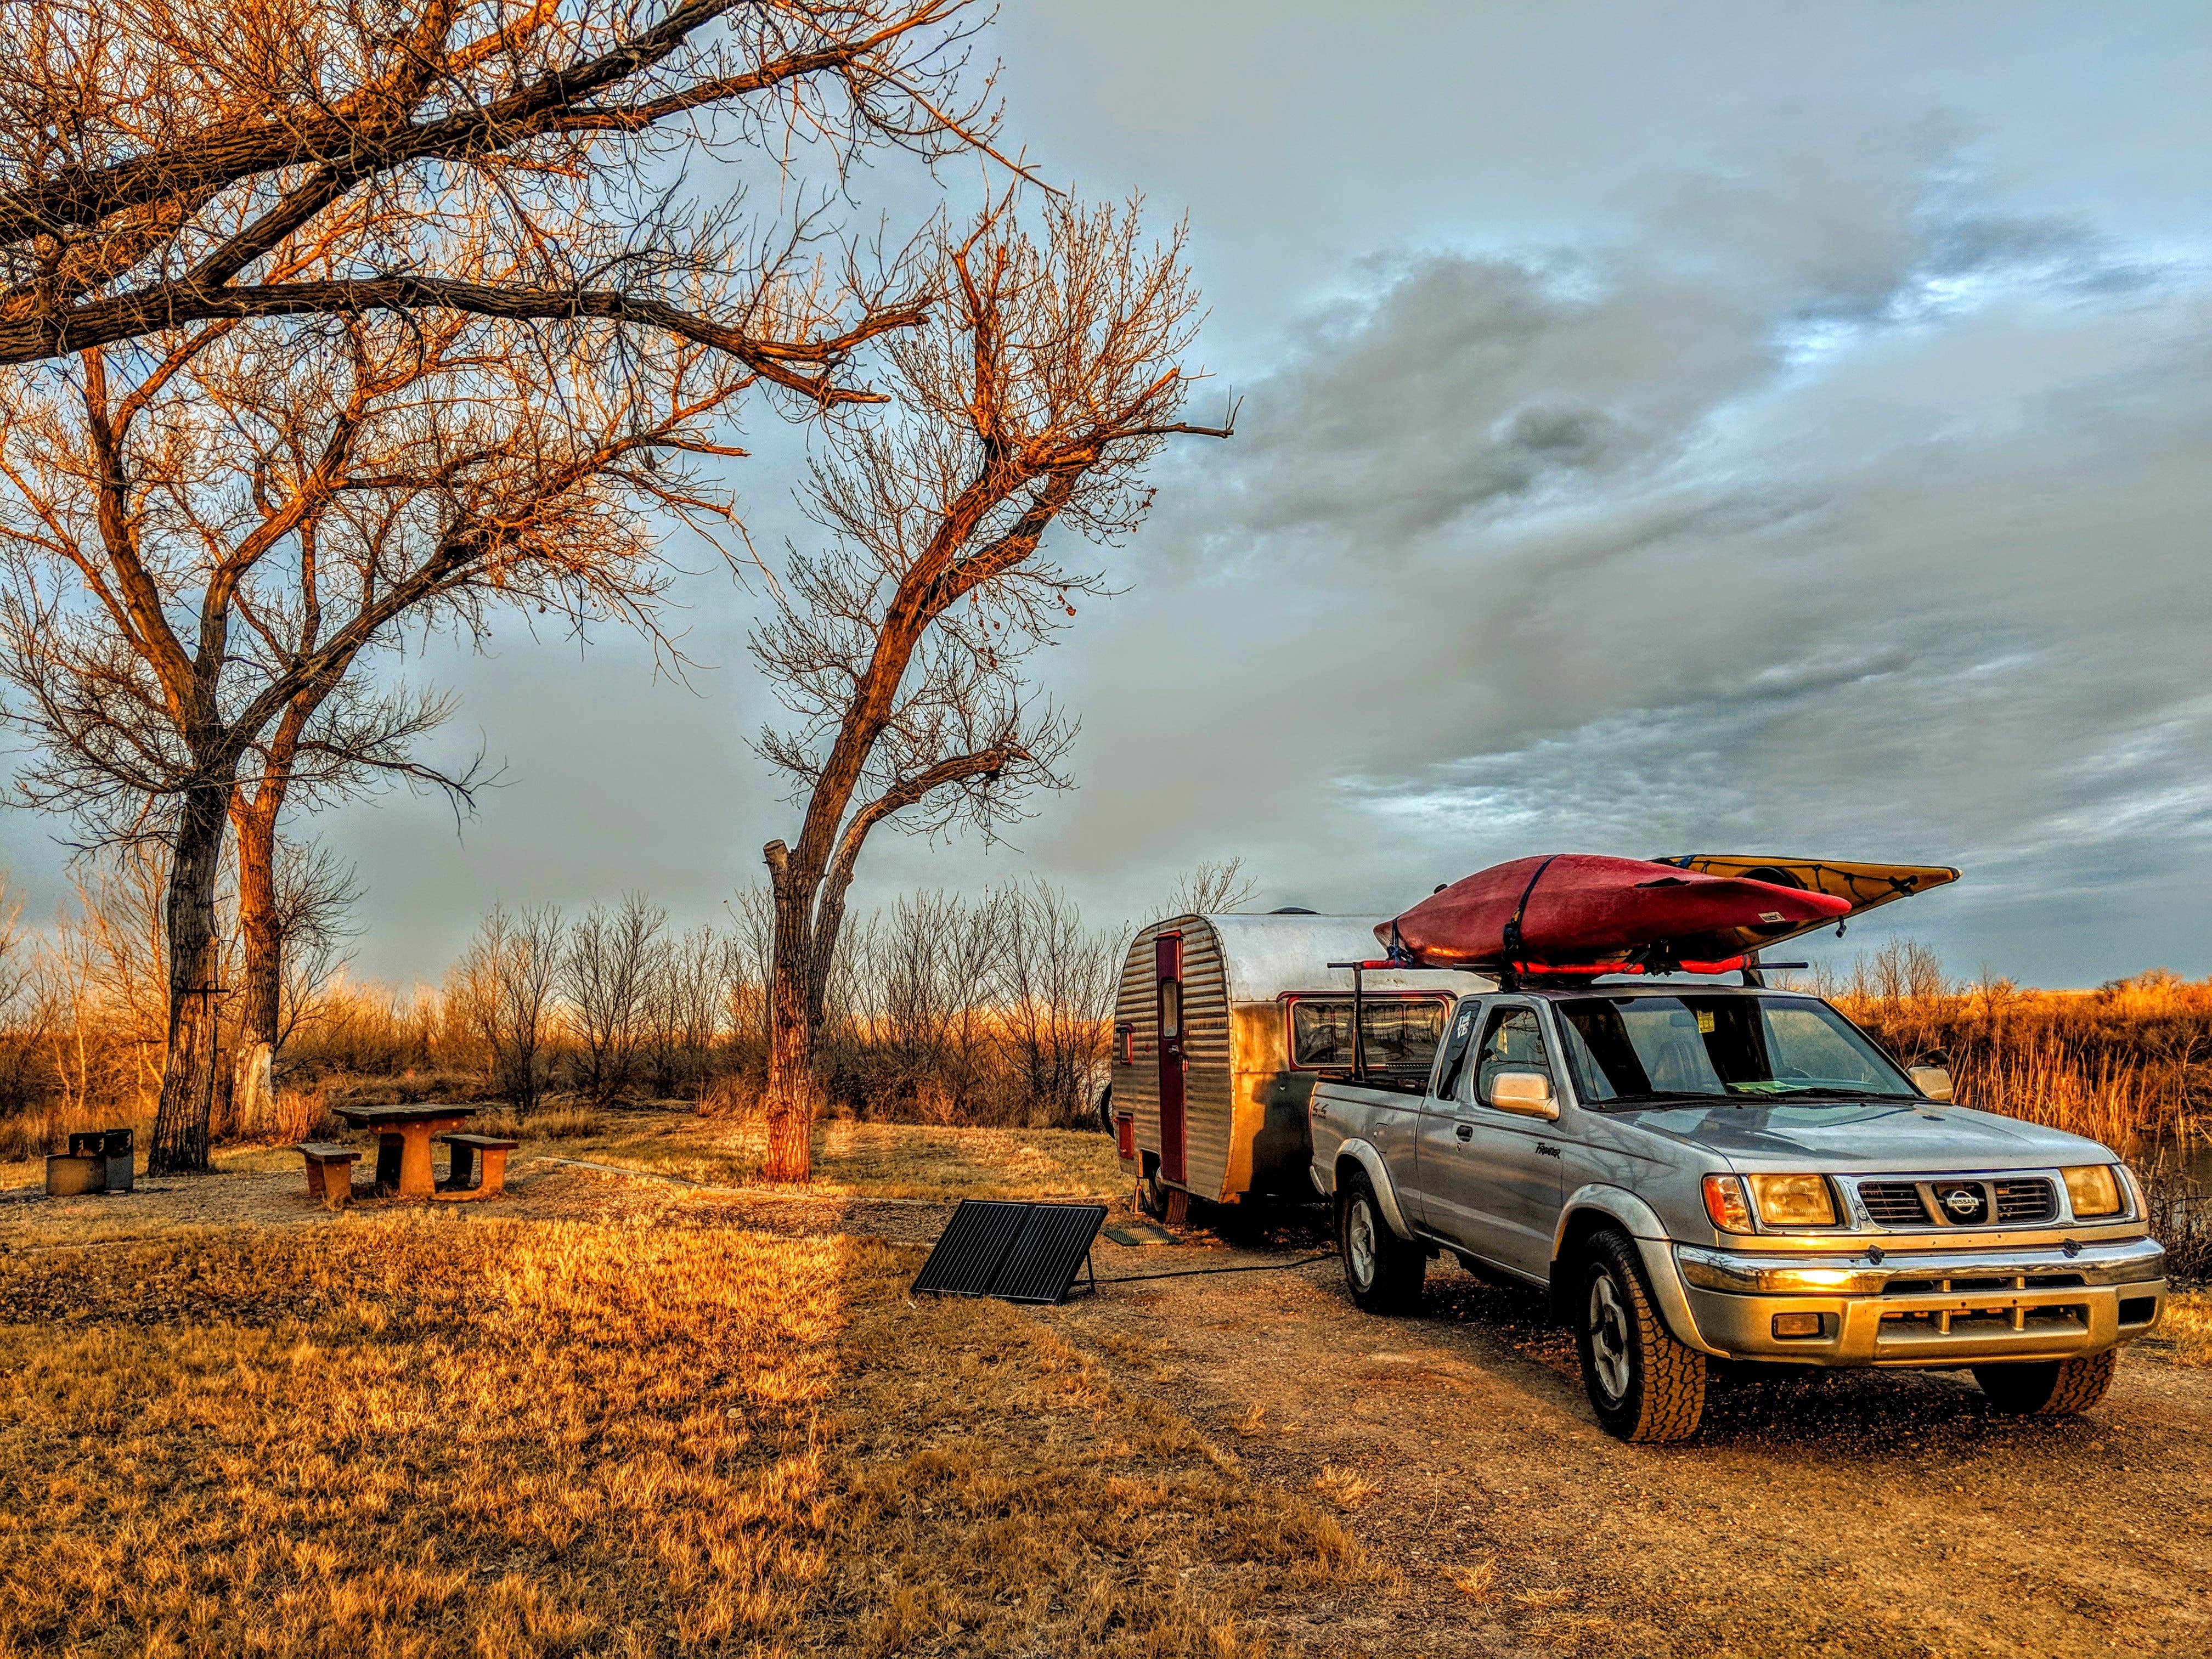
[{"xmin": 1651, "ymin": 855, "xmax": 1960, "ymax": 952}]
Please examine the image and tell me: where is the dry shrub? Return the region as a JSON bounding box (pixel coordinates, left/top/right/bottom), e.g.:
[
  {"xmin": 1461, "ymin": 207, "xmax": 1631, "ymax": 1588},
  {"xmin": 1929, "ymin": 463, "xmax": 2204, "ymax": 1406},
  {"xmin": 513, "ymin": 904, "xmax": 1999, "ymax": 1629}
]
[
  {"xmin": 529, "ymin": 1103, "xmax": 605, "ymax": 1139},
  {"xmin": 1310, "ymin": 1463, "xmax": 1379, "ymax": 1510},
  {"xmin": 460, "ymin": 1103, "xmax": 603, "ymax": 1141},
  {"xmin": 1448, "ymin": 1556, "xmax": 1500, "ymax": 1602},
  {"xmin": 1824, "ymin": 949, "xmax": 2210, "ymax": 1152},
  {"xmin": 697, "ymin": 1073, "xmax": 763, "ymax": 1120},
  {"xmin": 2141, "ymin": 1290, "xmax": 2212, "ymax": 1367},
  {"xmin": 0, "ymin": 1217, "xmax": 1368, "ymax": 1656}
]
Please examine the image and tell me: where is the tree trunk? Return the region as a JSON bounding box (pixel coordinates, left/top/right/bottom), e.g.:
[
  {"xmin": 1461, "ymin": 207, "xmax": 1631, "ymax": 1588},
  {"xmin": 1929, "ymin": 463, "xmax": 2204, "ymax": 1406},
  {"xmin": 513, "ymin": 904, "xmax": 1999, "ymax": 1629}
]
[
  {"xmin": 148, "ymin": 782, "xmax": 230, "ymax": 1175},
  {"xmin": 760, "ymin": 843, "xmax": 820, "ymax": 1183},
  {"xmin": 230, "ymin": 800, "xmax": 280, "ymax": 1139}
]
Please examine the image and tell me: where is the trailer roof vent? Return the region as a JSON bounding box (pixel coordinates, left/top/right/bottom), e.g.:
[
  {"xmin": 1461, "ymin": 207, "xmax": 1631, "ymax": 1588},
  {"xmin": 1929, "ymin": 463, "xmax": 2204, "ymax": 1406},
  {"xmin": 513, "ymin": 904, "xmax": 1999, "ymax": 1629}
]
[
  {"xmin": 910, "ymin": 1199, "xmax": 1107, "ymax": 1305},
  {"xmin": 1268, "ymin": 906, "xmax": 1317, "ymax": 915}
]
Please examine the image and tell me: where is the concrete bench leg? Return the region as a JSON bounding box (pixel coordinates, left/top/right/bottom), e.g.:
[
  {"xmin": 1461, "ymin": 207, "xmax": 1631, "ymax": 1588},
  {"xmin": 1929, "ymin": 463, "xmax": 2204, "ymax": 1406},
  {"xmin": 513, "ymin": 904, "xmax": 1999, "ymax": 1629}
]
[
  {"xmin": 302, "ymin": 1159, "xmax": 354, "ymax": 1211},
  {"xmin": 476, "ymin": 1146, "xmax": 512, "ymax": 1198},
  {"xmin": 443, "ymin": 1140, "xmax": 481, "ymax": 1193}
]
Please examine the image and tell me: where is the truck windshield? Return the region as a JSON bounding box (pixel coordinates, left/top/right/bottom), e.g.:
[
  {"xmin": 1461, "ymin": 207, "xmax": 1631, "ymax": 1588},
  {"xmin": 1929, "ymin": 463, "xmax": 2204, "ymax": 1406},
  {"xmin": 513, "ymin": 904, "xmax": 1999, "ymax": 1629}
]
[
  {"xmin": 1554, "ymin": 994, "xmax": 1917, "ymax": 1105},
  {"xmin": 1291, "ymin": 997, "xmax": 1449, "ymax": 1071}
]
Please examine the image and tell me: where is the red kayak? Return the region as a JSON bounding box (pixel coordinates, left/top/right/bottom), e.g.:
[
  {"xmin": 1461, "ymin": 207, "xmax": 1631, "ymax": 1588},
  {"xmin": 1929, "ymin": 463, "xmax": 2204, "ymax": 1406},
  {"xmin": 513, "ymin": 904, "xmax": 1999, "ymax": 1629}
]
[{"xmin": 1379, "ymin": 854, "xmax": 1852, "ymax": 970}]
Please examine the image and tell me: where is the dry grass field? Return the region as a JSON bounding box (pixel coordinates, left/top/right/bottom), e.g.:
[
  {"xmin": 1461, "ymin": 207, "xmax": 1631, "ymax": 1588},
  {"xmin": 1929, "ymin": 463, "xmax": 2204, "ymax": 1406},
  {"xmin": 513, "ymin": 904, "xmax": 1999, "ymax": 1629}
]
[{"xmin": 0, "ymin": 1193, "xmax": 1368, "ymax": 1657}]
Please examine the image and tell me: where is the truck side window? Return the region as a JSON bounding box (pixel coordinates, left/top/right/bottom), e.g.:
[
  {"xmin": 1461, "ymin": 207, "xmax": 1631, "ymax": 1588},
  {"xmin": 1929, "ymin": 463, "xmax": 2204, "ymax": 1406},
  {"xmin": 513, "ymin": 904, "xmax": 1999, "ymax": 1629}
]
[
  {"xmin": 1434, "ymin": 1001, "xmax": 1481, "ymax": 1098},
  {"xmin": 1474, "ymin": 1008, "xmax": 1551, "ymax": 1107}
]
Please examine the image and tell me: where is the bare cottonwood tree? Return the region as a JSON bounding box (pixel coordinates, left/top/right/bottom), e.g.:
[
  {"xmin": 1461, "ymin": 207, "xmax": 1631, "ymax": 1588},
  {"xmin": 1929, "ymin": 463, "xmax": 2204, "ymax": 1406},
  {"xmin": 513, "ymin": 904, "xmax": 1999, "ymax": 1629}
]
[
  {"xmin": 0, "ymin": 2, "xmax": 1024, "ymax": 1172},
  {"xmin": 0, "ymin": 298, "xmax": 772, "ymax": 1171},
  {"xmin": 447, "ymin": 902, "xmax": 563, "ymax": 1109},
  {"xmin": 0, "ymin": 1, "xmax": 1012, "ymax": 369},
  {"xmin": 562, "ymin": 891, "xmax": 665, "ymax": 1103},
  {"xmin": 751, "ymin": 195, "xmax": 1230, "ymax": 1181}
]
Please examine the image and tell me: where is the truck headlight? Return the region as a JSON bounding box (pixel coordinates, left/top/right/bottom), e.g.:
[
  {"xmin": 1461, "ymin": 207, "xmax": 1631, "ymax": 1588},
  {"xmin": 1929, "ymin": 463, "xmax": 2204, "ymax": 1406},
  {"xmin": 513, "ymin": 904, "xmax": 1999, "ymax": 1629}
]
[
  {"xmin": 1747, "ymin": 1173, "xmax": 1838, "ymax": 1227},
  {"xmin": 2062, "ymin": 1164, "xmax": 2122, "ymax": 1218}
]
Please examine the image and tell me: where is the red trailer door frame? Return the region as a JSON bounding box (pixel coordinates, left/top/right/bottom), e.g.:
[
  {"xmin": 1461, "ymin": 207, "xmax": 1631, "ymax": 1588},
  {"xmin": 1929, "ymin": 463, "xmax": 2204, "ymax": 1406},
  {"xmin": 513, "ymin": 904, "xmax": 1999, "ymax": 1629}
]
[{"xmin": 1155, "ymin": 933, "xmax": 1187, "ymax": 1185}]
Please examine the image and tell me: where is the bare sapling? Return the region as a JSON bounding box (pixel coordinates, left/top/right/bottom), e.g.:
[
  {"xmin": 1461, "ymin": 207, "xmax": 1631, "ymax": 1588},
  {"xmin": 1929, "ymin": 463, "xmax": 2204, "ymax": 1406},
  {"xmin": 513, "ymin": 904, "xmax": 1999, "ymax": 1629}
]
[
  {"xmin": 750, "ymin": 195, "xmax": 1231, "ymax": 1181},
  {"xmin": 563, "ymin": 892, "xmax": 667, "ymax": 1105},
  {"xmin": 447, "ymin": 904, "xmax": 564, "ymax": 1111}
]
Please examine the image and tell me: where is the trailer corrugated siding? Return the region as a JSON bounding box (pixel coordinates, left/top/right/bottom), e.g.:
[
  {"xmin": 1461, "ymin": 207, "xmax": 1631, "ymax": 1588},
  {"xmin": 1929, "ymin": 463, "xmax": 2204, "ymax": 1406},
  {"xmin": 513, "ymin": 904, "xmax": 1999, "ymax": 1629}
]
[{"xmin": 1112, "ymin": 916, "xmax": 1235, "ymax": 1201}]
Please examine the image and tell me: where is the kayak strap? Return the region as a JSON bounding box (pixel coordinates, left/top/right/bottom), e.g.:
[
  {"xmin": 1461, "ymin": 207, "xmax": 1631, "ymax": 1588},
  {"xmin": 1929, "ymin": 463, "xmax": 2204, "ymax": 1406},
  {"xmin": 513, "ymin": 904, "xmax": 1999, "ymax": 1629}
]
[{"xmin": 1500, "ymin": 854, "xmax": 1560, "ymax": 960}]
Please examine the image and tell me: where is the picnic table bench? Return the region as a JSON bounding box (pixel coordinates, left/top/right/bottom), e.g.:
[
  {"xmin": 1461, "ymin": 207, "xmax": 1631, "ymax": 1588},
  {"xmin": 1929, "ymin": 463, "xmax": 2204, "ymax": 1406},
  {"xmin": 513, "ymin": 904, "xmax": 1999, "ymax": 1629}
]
[
  {"xmin": 437, "ymin": 1132, "xmax": 519, "ymax": 1198},
  {"xmin": 330, "ymin": 1103, "xmax": 476, "ymax": 1200},
  {"xmin": 295, "ymin": 1143, "xmax": 362, "ymax": 1210}
]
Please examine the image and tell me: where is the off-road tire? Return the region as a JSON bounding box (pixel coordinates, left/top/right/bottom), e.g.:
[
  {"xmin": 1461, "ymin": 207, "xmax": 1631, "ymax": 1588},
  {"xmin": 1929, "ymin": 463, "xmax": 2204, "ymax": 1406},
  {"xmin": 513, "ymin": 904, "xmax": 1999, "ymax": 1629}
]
[
  {"xmin": 1338, "ymin": 1171, "xmax": 1425, "ymax": 1314},
  {"xmin": 1576, "ymin": 1228, "xmax": 1707, "ymax": 1443},
  {"xmin": 1973, "ymin": 1350, "xmax": 2118, "ymax": 1415},
  {"xmin": 1136, "ymin": 1162, "xmax": 1171, "ymax": 1220}
]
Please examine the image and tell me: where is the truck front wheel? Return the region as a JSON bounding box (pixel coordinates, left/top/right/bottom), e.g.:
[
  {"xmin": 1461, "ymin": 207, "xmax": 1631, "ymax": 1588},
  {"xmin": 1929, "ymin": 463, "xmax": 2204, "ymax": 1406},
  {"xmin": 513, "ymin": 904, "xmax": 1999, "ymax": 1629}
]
[
  {"xmin": 1338, "ymin": 1172, "xmax": 1425, "ymax": 1314},
  {"xmin": 1576, "ymin": 1229, "xmax": 1707, "ymax": 1443},
  {"xmin": 1973, "ymin": 1350, "xmax": 2117, "ymax": 1415}
]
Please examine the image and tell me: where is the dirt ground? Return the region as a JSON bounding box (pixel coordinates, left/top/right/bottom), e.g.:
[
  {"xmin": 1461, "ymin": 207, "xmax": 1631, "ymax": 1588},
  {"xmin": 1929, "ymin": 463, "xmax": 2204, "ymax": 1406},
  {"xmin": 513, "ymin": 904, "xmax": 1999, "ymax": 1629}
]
[
  {"xmin": 6, "ymin": 1156, "xmax": 2207, "ymax": 1657},
  {"xmin": 1046, "ymin": 1225, "xmax": 2212, "ymax": 1659}
]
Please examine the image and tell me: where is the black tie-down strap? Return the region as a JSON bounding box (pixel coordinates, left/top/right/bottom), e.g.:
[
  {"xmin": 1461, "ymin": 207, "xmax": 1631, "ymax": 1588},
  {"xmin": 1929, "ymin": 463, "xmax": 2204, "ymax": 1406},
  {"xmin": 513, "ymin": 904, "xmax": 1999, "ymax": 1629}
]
[{"xmin": 1500, "ymin": 854, "xmax": 1560, "ymax": 961}]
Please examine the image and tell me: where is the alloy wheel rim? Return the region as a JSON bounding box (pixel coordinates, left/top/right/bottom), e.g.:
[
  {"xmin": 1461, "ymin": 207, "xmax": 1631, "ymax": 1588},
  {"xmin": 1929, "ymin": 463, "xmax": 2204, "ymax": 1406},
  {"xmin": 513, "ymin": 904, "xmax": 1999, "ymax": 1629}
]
[
  {"xmin": 1348, "ymin": 1201, "xmax": 1377, "ymax": 1286},
  {"xmin": 1588, "ymin": 1274, "xmax": 1632, "ymax": 1402}
]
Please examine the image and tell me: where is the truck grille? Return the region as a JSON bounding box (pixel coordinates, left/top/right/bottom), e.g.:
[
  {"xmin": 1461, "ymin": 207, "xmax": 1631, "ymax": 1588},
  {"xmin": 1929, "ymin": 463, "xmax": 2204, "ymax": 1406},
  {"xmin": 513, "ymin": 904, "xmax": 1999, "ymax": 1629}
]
[
  {"xmin": 1993, "ymin": 1177, "xmax": 2056, "ymax": 1223},
  {"xmin": 1857, "ymin": 1181, "xmax": 1929, "ymax": 1226},
  {"xmin": 1853, "ymin": 1176, "xmax": 2057, "ymax": 1227}
]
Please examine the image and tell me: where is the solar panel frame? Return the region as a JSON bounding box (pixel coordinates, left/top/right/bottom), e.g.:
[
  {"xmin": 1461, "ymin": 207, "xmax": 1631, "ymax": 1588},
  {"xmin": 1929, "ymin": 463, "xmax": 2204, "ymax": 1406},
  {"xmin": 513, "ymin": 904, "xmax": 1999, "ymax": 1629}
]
[{"xmin": 910, "ymin": 1199, "xmax": 1108, "ymax": 1306}]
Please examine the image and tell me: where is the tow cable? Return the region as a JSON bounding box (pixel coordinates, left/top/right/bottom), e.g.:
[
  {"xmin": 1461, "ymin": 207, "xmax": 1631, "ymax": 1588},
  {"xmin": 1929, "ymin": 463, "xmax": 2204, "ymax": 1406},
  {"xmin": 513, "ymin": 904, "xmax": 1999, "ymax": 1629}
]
[{"xmin": 1094, "ymin": 1251, "xmax": 1338, "ymax": 1285}]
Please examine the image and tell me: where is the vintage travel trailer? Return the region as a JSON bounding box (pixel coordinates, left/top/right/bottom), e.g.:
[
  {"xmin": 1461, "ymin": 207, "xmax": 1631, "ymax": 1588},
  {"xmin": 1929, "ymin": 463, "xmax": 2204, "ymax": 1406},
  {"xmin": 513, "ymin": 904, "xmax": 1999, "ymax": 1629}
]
[{"xmin": 1108, "ymin": 913, "xmax": 1472, "ymax": 1215}]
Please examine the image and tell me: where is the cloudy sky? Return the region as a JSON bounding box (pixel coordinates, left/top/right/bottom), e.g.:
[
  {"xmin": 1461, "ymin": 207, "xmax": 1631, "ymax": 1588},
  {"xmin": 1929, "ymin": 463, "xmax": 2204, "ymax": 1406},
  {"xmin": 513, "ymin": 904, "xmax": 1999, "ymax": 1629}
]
[{"xmin": 7, "ymin": 1, "xmax": 2211, "ymax": 986}]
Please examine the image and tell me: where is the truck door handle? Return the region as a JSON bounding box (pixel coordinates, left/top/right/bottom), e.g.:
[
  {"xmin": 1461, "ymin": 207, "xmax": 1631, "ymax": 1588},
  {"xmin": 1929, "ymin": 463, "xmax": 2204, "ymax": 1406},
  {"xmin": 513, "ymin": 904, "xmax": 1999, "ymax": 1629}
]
[{"xmin": 1455, "ymin": 1124, "xmax": 1473, "ymax": 1141}]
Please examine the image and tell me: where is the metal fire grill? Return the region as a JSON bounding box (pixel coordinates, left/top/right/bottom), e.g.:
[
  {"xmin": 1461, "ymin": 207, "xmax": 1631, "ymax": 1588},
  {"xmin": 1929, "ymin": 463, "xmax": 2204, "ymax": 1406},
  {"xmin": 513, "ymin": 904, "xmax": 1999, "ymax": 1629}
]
[{"xmin": 910, "ymin": 1200, "xmax": 1108, "ymax": 1306}]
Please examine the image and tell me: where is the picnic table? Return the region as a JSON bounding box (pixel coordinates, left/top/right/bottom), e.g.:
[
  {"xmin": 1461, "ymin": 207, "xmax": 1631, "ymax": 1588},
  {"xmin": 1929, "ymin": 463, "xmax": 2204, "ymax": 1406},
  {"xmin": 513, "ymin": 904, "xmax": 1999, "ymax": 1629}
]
[{"xmin": 331, "ymin": 1103, "xmax": 476, "ymax": 1200}]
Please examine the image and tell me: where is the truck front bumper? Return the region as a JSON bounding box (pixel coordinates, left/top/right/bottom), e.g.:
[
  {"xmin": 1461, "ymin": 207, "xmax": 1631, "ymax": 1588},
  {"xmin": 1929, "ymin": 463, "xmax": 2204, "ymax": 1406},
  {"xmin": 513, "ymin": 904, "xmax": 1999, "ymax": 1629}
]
[{"xmin": 1671, "ymin": 1236, "xmax": 2167, "ymax": 1367}]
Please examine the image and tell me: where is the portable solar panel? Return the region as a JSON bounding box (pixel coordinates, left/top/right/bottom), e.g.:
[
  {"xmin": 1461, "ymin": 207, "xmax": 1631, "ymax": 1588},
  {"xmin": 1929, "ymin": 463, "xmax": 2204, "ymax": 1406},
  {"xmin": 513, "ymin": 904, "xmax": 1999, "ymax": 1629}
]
[{"xmin": 910, "ymin": 1199, "xmax": 1108, "ymax": 1306}]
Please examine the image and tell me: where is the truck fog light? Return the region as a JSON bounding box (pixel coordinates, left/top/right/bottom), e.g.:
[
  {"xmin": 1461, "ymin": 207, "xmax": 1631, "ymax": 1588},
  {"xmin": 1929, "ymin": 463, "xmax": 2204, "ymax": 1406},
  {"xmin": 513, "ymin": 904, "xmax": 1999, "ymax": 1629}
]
[
  {"xmin": 2062, "ymin": 1165, "xmax": 2121, "ymax": 1218},
  {"xmin": 1702, "ymin": 1174, "xmax": 1754, "ymax": 1234},
  {"xmin": 1771, "ymin": 1312, "xmax": 1825, "ymax": 1339},
  {"xmin": 1748, "ymin": 1173, "xmax": 1838, "ymax": 1227}
]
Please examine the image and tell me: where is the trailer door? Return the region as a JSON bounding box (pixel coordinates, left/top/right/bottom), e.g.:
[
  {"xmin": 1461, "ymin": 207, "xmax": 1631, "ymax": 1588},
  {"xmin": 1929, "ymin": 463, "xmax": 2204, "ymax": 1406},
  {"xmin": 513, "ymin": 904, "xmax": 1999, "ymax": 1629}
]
[{"xmin": 1155, "ymin": 933, "xmax": 1187, "ymax": 1184}]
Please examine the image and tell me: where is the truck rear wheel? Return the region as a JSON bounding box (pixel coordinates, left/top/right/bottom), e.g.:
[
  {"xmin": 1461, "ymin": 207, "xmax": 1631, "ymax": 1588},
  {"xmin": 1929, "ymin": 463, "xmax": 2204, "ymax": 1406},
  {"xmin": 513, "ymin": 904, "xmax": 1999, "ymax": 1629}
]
[
  {"xmin": 1338, "ymin": 1172, "xmax": 1425, "ymax": 1314},
  {"xmin": 1576, "ymin": 1229, "xmax": 1707, "ymax": 1443},
  {"xmin": 1973, "ymin": 1350, "xmax": 2117, "ymax": 1415}
]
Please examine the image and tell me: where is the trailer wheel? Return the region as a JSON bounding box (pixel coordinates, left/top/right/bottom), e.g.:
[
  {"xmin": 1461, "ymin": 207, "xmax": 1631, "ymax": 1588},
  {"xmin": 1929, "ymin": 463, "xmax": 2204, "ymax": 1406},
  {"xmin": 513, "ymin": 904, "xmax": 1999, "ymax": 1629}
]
[
  {"xmin": 1973, "ymin": 1350, "xmax": 2117, "ymax": 1415},
  {"xmin": 1136, "ymin": 1160, "xmax": 1171, "ymax": 1220},
  {"xmin": 1338, "ymin": 1171, "xmax": 1424, "ymax": 1314},
  {"xmin": 1575, "ymin": 1228, "xmax": 1707, "ymax": 1443},
  {"xmin": 1096, "ymin": 1081, "xmax": 1115, "ymax": 1136}
]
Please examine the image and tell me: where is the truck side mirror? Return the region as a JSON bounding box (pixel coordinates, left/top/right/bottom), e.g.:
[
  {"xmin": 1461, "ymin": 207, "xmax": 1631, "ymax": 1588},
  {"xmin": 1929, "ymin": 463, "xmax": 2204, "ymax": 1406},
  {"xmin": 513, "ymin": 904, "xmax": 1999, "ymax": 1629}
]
[
  {"xmin": 1909, "ymin": 1065, "xmax": 1953, "ymax": 1102},
  {"xmin": 1488, "ymin": 1070, "xmax": 1559, "ymax": 1120}
]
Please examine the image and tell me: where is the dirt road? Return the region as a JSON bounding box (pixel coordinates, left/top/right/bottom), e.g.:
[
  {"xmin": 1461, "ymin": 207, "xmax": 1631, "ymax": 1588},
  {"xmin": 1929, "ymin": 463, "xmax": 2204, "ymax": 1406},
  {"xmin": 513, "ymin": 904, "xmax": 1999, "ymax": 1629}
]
[{"xmin": 1052, "ymin": 1228, "xmax": 2212, "ymax": 1659}]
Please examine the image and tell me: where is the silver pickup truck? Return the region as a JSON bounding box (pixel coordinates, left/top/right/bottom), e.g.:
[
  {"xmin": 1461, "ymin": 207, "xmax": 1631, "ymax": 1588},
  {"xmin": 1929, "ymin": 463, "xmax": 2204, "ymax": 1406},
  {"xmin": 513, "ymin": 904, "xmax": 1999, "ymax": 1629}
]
[{"xmin": 1308, "ymin": 981, "xmax": 2168, "ymax": 1442}]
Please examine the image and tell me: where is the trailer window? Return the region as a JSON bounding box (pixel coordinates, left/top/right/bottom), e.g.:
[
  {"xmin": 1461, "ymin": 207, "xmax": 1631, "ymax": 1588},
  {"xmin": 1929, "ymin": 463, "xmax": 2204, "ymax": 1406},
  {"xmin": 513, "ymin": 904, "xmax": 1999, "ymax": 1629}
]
[{"xmin": 1290, "ymin": 998, "xmax": 1448, "ymax": 1071}]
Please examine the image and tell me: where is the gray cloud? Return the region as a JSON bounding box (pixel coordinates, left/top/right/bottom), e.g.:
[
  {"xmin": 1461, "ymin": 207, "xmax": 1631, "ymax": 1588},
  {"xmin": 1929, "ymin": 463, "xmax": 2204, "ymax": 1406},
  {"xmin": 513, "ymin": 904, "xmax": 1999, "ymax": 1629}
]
[{"xmin": 1050, "ymin": 131, "xmax": 2212, "ymax": 982}]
